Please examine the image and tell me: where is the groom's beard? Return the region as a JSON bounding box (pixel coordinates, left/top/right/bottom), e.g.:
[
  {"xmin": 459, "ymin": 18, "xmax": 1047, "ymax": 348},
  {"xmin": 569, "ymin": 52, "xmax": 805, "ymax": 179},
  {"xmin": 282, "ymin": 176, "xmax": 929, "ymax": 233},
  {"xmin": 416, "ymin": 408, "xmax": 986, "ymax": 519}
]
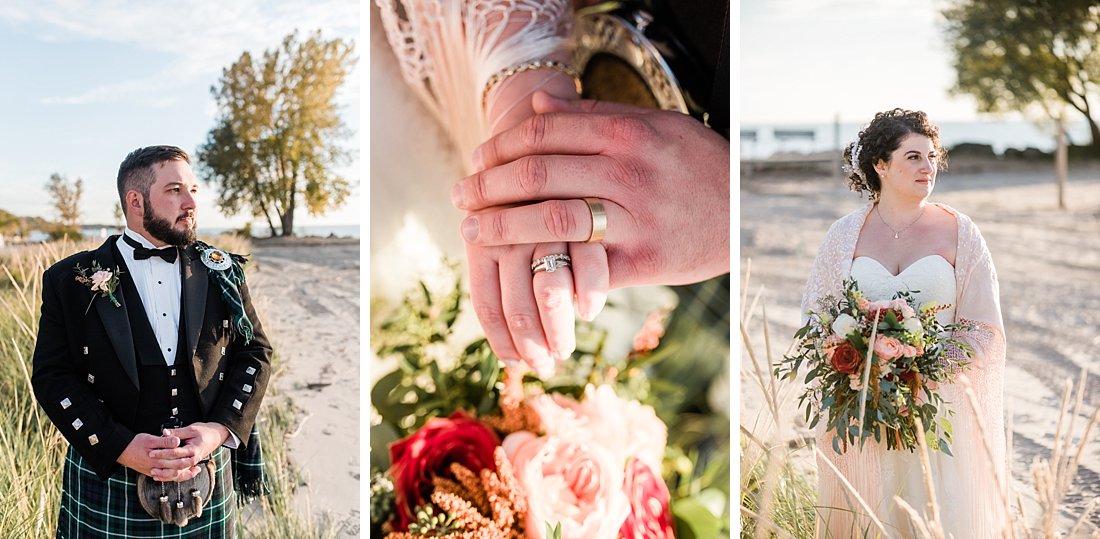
[{"xmin": 143, "ymin": 201, "xmax": 196, "ymax": 246}]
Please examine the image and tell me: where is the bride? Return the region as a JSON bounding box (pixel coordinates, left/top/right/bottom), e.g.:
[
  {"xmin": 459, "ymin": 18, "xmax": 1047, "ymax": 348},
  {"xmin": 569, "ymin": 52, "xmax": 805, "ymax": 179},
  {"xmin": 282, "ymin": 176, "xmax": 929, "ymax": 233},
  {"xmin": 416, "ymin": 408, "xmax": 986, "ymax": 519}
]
[{"xmin": 802, "ymin": 109, "xmax": 1007, "ymax": 537}]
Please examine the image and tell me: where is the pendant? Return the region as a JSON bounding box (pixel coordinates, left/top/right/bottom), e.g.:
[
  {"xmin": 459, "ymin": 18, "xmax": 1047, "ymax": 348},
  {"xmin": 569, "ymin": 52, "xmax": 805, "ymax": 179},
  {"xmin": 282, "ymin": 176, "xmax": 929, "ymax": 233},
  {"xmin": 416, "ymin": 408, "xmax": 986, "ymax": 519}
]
[{"xmin": 894, "ymin": 233, "xmax": 899, "ymax": 239}]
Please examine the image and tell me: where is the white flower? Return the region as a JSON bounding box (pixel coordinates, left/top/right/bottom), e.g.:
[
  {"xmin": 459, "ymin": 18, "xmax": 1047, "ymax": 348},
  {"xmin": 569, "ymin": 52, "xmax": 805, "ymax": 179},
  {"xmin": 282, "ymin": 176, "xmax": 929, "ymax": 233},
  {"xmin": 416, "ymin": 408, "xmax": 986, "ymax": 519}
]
[
  {"xmin": 831, "ymin": 313, "xmax": 858, "ymax": 338},
  {"xmin": 902, "ymin": 317, "xmax": 923, "ymax": 334},
  {"xmin": 849, "ymin": 374, "xmax": 863, "ymax": 391},
  {"xmin": 90, "ymin": 270, "xmax": 112, "ymax": 292}
]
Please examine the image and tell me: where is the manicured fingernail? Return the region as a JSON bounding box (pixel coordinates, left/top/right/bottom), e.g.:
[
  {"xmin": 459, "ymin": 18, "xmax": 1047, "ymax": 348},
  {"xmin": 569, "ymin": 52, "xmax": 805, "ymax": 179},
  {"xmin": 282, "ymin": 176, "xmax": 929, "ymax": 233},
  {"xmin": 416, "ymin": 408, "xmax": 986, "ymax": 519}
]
[
  {"xmin": 450, "ymin": 183, "xmax": 464, "ymax": 208},
  {"xmin": 461, "ymin": 217, "xmax": 479, "ymax": 242},
  {"xmin": 500, "ymin": 358, "xmax": 523, "ymax": 370},
  {"xmin": 552, "ymin": 350, "xmax": 570, "ymax": 360},
  {"xmin": 472, "ymin": 147, "xmax": 485, "ymax": 172}
]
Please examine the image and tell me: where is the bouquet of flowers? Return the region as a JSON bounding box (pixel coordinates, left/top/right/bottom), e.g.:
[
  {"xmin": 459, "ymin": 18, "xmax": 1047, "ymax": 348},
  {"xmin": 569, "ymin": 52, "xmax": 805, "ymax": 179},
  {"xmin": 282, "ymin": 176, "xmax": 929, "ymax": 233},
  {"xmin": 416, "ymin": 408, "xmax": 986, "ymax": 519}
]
[
  {"xmin": 370, "ymin": 276, "xmax": 729, "ymax": 539},
  {"xmin": 775, "ymin": 279, "xmax": 973, "ymax": 454}
]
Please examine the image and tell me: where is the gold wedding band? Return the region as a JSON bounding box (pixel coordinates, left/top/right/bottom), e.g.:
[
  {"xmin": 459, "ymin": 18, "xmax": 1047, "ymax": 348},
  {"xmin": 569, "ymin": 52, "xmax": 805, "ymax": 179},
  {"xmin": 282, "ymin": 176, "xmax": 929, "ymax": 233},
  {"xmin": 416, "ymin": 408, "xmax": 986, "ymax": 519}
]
[{"xmin": 584, "ymin": 197, "xmax": 606, "ymax": 243}]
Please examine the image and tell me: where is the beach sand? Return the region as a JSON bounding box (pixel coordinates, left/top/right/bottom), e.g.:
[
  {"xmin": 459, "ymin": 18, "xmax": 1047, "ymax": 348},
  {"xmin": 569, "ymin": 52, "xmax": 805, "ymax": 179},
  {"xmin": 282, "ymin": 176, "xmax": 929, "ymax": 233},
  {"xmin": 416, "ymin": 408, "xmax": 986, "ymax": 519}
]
[
  {"xmin": 740, "ymin": 161, "xmax": 1100, "ymax": 531},
  {"xmin": 249, "ymin": 237, "xmax": 361, "ymax": 537}
]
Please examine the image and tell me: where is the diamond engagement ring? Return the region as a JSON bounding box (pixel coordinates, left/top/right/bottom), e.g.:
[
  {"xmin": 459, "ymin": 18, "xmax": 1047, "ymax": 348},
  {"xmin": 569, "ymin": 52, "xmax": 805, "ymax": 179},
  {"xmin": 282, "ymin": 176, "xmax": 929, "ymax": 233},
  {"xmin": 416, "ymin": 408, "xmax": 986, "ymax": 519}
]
[
  {"xmin": 531, "ymin": 254, "xmax": 572, "ymax": 274},
  {"xmin": 584, "ymin": 197, "xmax": 606, "ymax": 243}
]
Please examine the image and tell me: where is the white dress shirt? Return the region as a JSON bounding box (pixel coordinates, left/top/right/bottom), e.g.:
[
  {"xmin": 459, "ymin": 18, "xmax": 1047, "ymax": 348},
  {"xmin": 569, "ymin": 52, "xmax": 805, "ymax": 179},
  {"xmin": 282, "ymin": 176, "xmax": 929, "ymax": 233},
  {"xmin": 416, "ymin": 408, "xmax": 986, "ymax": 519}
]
[
  {"xmin": 117, "ymin": 229, "xmax": 182, "ymax": 365},
  {"xmin": 116, "ymin": 229, "xmax": 240, "ymax": 447}
]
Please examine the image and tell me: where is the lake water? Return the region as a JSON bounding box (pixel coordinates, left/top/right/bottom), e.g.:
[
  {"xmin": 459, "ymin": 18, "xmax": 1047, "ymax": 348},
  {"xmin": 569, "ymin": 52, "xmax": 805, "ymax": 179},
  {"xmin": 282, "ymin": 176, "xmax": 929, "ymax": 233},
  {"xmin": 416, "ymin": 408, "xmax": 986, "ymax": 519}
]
[
  {"xmin": 741, "ymin": 119, "xmax": 1093, "ymax": 159},
  {"xmin": 75, "ymin": 224, "xmax": 360, "ymax": 241}
]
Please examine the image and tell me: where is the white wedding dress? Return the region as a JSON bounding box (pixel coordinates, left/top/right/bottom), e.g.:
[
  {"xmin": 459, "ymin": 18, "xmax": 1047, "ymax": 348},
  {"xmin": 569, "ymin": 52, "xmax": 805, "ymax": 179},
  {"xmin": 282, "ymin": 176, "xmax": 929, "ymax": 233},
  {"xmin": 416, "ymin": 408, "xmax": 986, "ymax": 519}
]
[{"xmin": 827, "ymin": 254, "xmax": 1000, "ymax": 538}]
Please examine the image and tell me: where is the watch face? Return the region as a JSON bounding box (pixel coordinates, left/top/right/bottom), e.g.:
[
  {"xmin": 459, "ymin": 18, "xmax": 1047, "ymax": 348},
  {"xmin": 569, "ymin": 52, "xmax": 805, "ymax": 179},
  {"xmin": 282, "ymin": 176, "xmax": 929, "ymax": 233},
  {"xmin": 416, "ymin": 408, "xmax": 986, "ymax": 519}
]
[{"xmin": 201, "ymin": 248, "xmax": 233, "ymax": 271}]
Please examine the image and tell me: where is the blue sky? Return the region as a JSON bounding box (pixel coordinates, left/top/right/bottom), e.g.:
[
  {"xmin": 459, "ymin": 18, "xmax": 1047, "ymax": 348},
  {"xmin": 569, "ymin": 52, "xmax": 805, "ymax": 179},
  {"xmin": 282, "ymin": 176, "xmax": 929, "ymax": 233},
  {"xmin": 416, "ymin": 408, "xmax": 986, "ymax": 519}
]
[
  {"xmin": 741, "ymin": 0, "xmax": 991, "ymax": 124},
  {"xmin": 0, "ymin": 0, "xmax": 360, "ymax": 228}
]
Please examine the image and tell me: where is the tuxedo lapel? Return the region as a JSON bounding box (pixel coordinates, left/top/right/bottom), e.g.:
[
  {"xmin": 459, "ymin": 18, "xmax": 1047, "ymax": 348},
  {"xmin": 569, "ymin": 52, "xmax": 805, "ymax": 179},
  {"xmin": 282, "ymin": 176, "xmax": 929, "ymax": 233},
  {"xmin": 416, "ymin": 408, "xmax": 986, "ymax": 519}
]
[
  {"xmin": 91, "ymin": 238, "xmax": 140, "ymax": 390},
  {"xmin": 182, "ymin": 245, "xmax": 208, "ymax": 363}
]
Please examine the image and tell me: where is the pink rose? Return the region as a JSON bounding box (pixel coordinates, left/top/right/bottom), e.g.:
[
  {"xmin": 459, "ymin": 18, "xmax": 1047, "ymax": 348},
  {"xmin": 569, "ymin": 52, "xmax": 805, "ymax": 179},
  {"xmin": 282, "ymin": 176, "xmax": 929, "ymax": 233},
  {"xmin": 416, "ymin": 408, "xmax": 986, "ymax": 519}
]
[
  {"xmin": 873, "ymin": 335, "xmax": 903, "ymax": 360},
  {"xmin": 387, "ymin": 410, "xmax": 500, "ymax": 531},
  {"xmin": 90, "ymin": 270, "xmax": 112, "ymax": 292},
  {"xmin": 619, "ymin": 458, "xmax": 674, "ymax": 539},
  {"xmin": 503, "ymin": 431, "xmax": 631, "ymax": 539},
  {"xmin": 526, "ymin": 386, "xmax": 667, "ymax": 473},
  {"xmin": 856, "ymin": 298, "xmax": 871, "ymax": 311},
  {"xmin": 573, "ymin": 386, "xmax": 666, "ymax": 472}
]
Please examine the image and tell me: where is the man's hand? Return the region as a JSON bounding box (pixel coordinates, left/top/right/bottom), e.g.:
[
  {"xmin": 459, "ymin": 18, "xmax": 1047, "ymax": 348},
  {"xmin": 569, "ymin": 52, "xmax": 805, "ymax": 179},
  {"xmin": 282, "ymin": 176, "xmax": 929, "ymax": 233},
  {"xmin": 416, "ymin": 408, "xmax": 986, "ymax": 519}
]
[
  {"xmin": 454, "ymin": 92, "xmax": 731, "ymax": 289},
  {"xmin": 140, "ymin": 422, "xmax": 230, "ymax": 482},
  {"xmin": 117, "ymin": 432, "xmax": 183, "ymax": 478}
]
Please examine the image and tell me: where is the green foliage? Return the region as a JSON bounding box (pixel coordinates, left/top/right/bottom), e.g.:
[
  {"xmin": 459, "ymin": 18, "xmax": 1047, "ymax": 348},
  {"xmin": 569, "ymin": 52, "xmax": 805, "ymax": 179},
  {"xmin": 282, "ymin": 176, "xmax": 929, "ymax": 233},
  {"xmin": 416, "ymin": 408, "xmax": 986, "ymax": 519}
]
[
  {"xmin": 369, "ymin": 469, "xmax": 396, "ymax": 535},
  {"xmin": 943, "ymin": 0, "xmax": 1100, "ymax": 151},
  {"xmin": 196, "ymin": 29, "xmax": 356, "ymax": 237},
  {"xmin": 371, "ymin": 274, "xmax": 504, "ymax": 438},
  {"xmin": 545, "ymin": 521, "xmax": 563, "ymax": 539}
]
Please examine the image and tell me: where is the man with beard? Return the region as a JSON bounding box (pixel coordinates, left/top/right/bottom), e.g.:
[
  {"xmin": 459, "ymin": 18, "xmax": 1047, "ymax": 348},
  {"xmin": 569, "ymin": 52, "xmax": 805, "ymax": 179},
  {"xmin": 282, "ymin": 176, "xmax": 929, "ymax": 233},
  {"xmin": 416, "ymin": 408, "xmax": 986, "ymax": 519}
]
[{"xmin": 31, "ymin": 145, "xmax": 272, "ymax": 537}]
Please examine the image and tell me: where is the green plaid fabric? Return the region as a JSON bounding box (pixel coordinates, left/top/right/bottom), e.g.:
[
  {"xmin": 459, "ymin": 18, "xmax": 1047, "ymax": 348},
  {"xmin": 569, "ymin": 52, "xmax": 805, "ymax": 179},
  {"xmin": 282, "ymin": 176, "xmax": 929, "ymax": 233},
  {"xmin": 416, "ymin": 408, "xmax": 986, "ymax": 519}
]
[
  {"xmin": 231, "ymin": 426, "xmax": 268, "ymax": 503},
  {"xmin": 57, "ymin": 445, "xmax": 236, "ymax": 538}
]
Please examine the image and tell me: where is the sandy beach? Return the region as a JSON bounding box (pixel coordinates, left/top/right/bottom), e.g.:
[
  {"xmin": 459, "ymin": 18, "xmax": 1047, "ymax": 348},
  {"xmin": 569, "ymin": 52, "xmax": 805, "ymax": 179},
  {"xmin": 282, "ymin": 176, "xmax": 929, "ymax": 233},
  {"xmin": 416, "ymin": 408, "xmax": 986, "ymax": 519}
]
[
  {"xmin": 740, "ymin": 160, "xmax": 1100, "ymax": 530},
  {"xmin": 248, "ymin": 237, "xmax": 361, "ymax": 537}
]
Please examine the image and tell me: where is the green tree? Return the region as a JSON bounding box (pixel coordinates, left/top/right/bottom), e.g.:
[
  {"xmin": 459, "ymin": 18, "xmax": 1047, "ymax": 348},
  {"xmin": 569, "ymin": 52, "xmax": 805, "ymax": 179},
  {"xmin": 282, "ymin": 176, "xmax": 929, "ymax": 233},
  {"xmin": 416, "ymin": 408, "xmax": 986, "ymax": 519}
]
[
  {"xmin": 44, "ymin": 173, "xmax": 83, "ymax": 239},
  {"xmin": 943, "ymin": 0, "xmax": 1100, "ymax": 154},
  {"xmin": 196, "ymin": 30, "xmax": 356, "ymax": 237}
]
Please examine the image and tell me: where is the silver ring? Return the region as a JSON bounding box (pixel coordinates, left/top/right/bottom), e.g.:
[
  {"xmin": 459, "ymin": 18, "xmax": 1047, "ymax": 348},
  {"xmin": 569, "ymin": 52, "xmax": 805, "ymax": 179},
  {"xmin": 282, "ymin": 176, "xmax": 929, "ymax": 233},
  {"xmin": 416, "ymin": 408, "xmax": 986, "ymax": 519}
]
[{"xmin": 531, "ymin": 253, "xmax": 571, "ymax": 275}]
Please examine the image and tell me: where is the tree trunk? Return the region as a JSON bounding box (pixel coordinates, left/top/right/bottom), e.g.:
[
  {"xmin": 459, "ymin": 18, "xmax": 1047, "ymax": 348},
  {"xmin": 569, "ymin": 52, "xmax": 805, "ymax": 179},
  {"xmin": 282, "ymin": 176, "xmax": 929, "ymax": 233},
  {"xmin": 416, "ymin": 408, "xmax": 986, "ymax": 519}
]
[
  {"xmin": 1056, "ymin": 113, "xmax": 1067, "ymax": 210},
  {"xmin": 263, "ymin": 212, "xmax": 278, "ymax": 237},
  {"xmin": 1087, "ymin": 114, "xmax": 1100, "ymax": 158},
  {"xmin": 281, "ymin": 174, "xmax": 297, "ymax": 237}
]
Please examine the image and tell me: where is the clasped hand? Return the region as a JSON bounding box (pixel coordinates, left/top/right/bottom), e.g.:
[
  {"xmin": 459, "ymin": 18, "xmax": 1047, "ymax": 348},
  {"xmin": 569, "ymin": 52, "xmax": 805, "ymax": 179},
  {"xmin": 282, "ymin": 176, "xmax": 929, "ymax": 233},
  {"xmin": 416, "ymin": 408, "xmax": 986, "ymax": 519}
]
[
  {"xmin": 456, "ymin": 92, "xmax": 730, "ymax": 374},
  {"xmin": 118, "ymin": 422, "xmax": 229, "ymax": 482}
]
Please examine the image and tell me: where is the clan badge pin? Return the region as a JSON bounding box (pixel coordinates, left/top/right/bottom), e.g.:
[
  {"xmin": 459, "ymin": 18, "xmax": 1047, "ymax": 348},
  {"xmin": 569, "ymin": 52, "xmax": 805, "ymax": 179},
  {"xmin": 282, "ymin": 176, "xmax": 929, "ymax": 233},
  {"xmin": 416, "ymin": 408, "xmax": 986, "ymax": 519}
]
[{"xmin": 201, "ymin": 248, "xmax": 233, "ymax": 271}]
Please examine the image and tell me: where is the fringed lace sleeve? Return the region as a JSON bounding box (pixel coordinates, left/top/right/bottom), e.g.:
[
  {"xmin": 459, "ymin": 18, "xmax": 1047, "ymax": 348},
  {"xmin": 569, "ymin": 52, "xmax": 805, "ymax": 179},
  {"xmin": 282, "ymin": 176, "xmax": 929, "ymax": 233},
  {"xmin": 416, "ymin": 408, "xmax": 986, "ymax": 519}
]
[
  {"xmin": 951, "ymin": 210, "xmax": 1006, "ymax": 369},
  {"xmin": 375, "ymin": 0, "xmax": 573, "ymax": 171}
]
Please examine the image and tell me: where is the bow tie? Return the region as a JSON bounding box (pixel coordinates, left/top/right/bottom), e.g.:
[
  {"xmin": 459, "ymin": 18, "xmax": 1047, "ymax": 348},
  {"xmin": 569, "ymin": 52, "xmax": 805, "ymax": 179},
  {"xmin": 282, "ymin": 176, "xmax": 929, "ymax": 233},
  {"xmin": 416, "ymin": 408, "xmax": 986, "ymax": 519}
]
[{"xmin": 122, "ymin": 234, "xmax": 178, "ymax": 264}]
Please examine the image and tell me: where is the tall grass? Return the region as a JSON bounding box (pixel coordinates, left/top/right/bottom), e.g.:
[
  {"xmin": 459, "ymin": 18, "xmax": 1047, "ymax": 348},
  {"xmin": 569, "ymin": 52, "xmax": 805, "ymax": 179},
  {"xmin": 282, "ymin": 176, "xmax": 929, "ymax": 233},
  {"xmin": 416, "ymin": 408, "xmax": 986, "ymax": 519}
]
[
  {"xmin": 0, "ymin": 237, "xmax": 327, "ymax": 538},
  {"xmin": 739, "ymin": 261, "xmax": 1100, "ymax": 538}
]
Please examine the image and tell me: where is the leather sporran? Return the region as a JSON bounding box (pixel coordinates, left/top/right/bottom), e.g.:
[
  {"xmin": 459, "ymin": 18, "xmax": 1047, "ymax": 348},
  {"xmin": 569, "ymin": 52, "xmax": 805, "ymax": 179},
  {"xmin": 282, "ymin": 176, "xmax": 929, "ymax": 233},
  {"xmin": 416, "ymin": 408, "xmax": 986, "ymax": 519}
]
[{"xmin": 136, "ymin": 459, "xmax": 217, "ymax": 527}]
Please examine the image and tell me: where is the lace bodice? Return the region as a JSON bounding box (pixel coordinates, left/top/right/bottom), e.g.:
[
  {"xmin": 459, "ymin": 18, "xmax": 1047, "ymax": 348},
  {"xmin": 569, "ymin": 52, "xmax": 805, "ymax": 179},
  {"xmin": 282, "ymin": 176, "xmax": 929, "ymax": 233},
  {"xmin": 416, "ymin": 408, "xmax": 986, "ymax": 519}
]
[{"xmin": 850, "ymin": 255, "xmax": 956, "ymax": 326}]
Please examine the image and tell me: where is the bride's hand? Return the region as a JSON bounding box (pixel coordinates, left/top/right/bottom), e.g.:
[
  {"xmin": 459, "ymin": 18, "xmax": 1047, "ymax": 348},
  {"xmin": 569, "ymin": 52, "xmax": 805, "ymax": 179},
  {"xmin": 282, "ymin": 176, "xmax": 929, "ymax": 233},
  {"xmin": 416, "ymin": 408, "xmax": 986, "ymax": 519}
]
[{"xmin": 464, "ymin": 237, "xmax": 608, "ymax": 376}]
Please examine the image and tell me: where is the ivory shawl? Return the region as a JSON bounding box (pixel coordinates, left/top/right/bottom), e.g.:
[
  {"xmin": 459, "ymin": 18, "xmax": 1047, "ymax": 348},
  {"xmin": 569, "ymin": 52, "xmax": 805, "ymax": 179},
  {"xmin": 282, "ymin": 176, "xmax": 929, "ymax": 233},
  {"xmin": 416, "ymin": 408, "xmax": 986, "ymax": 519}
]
[{"xmin": 802, "ymin": 202, "xmax": 1007, "ymax": 537}]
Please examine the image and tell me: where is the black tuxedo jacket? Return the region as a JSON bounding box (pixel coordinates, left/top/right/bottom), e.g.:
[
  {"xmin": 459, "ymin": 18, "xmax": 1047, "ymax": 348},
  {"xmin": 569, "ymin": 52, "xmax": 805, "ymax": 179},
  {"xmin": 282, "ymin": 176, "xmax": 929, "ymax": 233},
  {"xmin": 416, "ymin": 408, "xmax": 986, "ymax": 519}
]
[{"xmin": 31, "ymin": 237, "xmax": 272, "ymax": 479}]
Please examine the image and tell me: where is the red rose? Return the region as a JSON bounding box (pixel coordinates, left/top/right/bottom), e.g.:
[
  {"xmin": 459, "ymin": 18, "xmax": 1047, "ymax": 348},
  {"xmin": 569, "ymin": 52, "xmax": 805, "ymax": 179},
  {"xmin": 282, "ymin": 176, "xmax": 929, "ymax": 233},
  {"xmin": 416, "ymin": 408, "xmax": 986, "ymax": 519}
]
[
  {"xmin": 619, "ymin": 457, "xmax": 675, "ymax": 539},
  {"xmin": 387, "ymin": 410, "xmax": 500, "ymax": 530},
  {"xmin": 830, "ymin": 341, "xmax": 862, "ymax": 375}
]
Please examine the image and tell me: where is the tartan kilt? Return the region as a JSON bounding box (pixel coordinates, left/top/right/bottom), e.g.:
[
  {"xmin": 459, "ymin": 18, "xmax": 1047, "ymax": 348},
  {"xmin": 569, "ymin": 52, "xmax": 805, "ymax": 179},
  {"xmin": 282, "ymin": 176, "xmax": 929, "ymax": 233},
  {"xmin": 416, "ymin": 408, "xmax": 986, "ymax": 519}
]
[{"xmin": 57, "ymin": 445, "xmax": 236, "ymax": 538}]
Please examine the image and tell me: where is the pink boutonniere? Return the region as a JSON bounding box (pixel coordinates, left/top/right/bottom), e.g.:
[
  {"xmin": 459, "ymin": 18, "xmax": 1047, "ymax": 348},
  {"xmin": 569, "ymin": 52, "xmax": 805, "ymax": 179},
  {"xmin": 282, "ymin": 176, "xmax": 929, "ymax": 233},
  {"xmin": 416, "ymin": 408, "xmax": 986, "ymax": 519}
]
[{"xmin": 74, "ymin": 261, "xmax": 122, "ymax": 313}]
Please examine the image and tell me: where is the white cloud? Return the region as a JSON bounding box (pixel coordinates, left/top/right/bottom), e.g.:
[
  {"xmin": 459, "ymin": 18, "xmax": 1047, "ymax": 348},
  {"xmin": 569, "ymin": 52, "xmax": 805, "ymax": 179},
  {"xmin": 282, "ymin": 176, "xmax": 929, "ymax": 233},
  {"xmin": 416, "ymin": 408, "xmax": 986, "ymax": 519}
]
[{"xmin": 5, "ymin": 0, "xmax": 359, "ymax": 106}]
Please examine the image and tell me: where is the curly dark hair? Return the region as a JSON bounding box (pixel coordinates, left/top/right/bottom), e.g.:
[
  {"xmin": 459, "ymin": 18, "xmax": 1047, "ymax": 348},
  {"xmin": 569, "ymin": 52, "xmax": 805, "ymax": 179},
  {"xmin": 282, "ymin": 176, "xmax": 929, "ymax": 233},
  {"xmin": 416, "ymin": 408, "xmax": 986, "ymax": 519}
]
[{"xmin": 843, "ymin": 108, "xmax": 947, "ymax": 200}]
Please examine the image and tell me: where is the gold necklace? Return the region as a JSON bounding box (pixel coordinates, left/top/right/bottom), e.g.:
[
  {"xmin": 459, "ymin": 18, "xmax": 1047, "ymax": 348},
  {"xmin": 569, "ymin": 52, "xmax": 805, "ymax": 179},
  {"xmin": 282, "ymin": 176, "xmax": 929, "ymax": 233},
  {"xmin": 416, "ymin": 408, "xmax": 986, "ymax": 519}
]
[{"xmin": 876, "ymin": 204, "xmax": 925, "ymax": 239}]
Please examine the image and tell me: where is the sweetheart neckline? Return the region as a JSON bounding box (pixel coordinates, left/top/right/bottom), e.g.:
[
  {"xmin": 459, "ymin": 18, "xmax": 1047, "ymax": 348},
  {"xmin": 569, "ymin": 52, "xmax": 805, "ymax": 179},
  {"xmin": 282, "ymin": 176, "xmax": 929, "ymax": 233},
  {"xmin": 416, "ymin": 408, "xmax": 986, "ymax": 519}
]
[{"xmin": 852, "ymin": 254, "xmax": 953, "ymax": 278}]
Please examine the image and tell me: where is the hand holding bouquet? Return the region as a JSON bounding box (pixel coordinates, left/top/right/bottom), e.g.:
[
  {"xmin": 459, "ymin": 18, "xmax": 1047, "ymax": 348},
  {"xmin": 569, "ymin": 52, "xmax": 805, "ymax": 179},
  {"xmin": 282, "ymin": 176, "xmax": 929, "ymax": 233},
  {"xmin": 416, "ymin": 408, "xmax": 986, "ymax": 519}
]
[{"xmin": 776, "ymin": 279, "xmax": 973, "ymax": 454}]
